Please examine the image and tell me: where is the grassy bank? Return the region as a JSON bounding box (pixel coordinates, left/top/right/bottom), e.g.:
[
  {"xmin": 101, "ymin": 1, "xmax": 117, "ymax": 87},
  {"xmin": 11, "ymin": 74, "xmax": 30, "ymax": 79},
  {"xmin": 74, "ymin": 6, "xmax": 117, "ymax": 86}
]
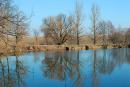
[
  {"xmin": 0, "ymin": 44, "xmax": 128, "ymax": 56},
  {"xmin": 26, "ymin": 44, "xmax": 128, "ymax": 51}
]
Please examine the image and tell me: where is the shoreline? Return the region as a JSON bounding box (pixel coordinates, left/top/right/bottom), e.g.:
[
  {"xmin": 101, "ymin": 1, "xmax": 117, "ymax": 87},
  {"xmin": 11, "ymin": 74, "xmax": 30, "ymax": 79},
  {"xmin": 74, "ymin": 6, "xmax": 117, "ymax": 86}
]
[
  {"xmin": 26, "ymin": 44, "xmax": 128, "ymax": 51},
  {"xmin": 0, "ymin": 44, "xmax": 129, "ymax": 56}
]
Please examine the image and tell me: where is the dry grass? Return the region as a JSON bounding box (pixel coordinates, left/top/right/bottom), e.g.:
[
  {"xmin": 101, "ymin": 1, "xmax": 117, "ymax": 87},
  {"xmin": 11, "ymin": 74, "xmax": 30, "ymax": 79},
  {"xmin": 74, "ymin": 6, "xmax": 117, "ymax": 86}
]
[{"xmin": 0, "ymin": 35, "xmax": 128, "ymax": 55}]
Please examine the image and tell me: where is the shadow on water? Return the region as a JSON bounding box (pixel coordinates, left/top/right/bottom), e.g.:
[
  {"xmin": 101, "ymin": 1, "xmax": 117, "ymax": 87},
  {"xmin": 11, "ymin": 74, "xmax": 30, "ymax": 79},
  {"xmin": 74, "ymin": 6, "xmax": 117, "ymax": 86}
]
[{"xmin": 0, "ymin": 48, "xmax": 130, "ymax": 87}]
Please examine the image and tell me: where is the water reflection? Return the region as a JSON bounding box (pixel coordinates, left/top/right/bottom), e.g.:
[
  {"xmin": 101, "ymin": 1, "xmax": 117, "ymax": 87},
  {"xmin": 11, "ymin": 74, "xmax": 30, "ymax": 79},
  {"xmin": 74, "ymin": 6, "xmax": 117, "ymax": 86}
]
[
  {"xmin": 0, "ymin": 53, "xmax": 27, "ymax": 87},
  {"xmin": 91, "ymin": 48, "xmax": 130, "ymax": 87},
  {"xmin": 0, "ymin": 48, "xmax": 130, "ymax": 87},
  {"xmin": 15, "ymin": 55, "xmax": 27, "ymax": 87},
  {"xmin": 96, "ymin": 48, "xmax": 130, "ymax": 74},
  {"xmin": 42, "ymin": 51, "xmax": 86, "ymax": 87},
  {"xmin": 92, "ymin": 50, "xmax": 99, "ymax": 87}
]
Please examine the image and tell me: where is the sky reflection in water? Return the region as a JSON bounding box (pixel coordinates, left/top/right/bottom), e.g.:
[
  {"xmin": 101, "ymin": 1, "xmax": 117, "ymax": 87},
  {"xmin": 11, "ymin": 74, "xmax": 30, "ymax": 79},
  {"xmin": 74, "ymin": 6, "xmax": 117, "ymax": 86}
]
[{"xmin": 0, "ymin": 48, "xmax": 130, "ymax": 87}]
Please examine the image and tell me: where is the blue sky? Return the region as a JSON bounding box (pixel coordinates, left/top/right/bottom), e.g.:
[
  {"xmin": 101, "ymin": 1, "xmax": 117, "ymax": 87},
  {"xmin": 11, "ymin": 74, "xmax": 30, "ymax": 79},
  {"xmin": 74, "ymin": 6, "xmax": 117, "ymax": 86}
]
[{"xmin": 14, "ymin": 0, "xmax": 130, "ymax": 33}]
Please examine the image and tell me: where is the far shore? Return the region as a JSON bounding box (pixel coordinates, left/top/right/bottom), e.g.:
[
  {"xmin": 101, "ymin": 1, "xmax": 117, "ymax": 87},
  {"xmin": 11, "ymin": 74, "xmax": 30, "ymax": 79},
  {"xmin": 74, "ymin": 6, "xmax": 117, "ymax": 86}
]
[
  {"xmin": 0, "ymin": 44, "xmax": 129, "ymax": 56},
  {"xmin": 26, "ymin": 44, "xmax": 129, "ymax": 51}
]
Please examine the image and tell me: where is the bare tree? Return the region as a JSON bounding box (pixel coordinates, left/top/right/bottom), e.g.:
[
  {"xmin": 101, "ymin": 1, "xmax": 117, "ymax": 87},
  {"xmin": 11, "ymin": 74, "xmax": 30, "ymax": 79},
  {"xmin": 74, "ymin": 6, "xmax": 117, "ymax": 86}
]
[
  {"xmin": 124, "ymin": 28, "xmax": 130, "ymax": 46},
  {"xmin": 34, "ymin": 29, "xmax": 39, "ymax": 45},
  {"xmin": 0, "ymin": 0, "xmax": 15, "ymax": 52},
  {"xmin": 41, "ymin": 14, "xmax": 74, "ymax": 45},
  {"xmin": 10, "ymin": 11, "xmax": 28, "ymax": 52},
  {"xmin": 0, "ymin": 0, "xmax": 12, "ymax": 38},
  {"xmin": 33, "ymin": 29, "xmax": 40, "ymax": 50},
  {"xmin": 90, "ymin": 4, "xmax": 100, "ymax": 45},
  {"xmin": 41, "ymin": 22, "xmax": 50, "ymax": 45},
  {"xmin": 110, "ymin": 26, "xmax": 124, "ymax": 45},
  {"xmin": 106, "ymin": 21, "xmax": 114, "ymax": 45},
  {"xmin": 0, "ymin": 0, "xmax": 29, "ymax": 54},
  {"xmin": 73, "ymin": 0, "xmax": 84, "ymax": 45},
  {"xmin": 97, "ymin": 20, "xmax": 114, "ymax": 47},
  {"xmin": 97, "ymin": 20, "xmax": 107, "ymax": 47}
]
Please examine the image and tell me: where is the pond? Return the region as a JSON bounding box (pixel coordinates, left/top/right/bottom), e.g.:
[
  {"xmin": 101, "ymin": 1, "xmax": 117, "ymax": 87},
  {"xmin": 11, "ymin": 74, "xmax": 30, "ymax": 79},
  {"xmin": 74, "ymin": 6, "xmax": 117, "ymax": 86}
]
[{"xmin": 0, "ymin": 48, "xmax": 130, "ymax": 87}]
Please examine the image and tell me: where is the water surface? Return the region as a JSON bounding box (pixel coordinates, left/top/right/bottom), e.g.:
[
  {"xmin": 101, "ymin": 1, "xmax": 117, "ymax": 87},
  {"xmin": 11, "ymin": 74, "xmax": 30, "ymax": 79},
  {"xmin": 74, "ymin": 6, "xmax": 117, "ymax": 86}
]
[{"xmin": 0, "ymin": 48, "xmax": 130, "ymax": 87}]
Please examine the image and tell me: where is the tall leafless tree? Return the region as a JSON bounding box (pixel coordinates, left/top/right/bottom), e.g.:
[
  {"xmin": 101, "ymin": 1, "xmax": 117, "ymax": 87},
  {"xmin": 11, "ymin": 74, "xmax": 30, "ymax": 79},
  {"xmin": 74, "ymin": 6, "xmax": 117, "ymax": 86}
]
[
  {"xmin": 34, "ymin": 29, "xmax": 39, "ymax": 45},
  {"xmin": 90, "ymin": 4, "xmax": 100, "ymax": 45},
  {"xmin": 41, "ymin": 22, "xmax": 50, "ymax": 45},
  {"xmin": 73, "ymin": 0, "xmax": 84, "ymax": 45},
  {"xmin": 12, "ymin": 12, "xmax": 28, "ymax": 51}
]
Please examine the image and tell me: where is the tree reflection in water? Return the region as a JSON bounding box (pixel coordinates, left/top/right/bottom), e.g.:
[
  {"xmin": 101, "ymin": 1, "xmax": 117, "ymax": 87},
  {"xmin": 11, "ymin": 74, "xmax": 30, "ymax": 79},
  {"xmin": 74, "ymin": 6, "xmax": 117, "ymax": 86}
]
[
  {"xmin": 42, "ymin": 51, "xmax": 86, "ymax": 87},
  {"xmin": 92, "ymin": 48, "xmax": 130, "ymax": 87},
  {"xmin": 92, "ymin": 50, "xmax": 99, "ymax": 87},
  {"xmin": 0, "ymin": 48, "xmax": 130, "ymax": 87},
  {"xmin": 0, "ymin": 52, "xmax": 27, "ymax": 87},
  {"xmin": 15, "ymin": 55, "xmax": 27, "ymax": 87},
  {"xmin": 41, "ymin": 48, "xmax": 130, "ymax": 87},
  {"xmin": 0, "ymin": 56, "xmax": 15, "ymax": 87}
]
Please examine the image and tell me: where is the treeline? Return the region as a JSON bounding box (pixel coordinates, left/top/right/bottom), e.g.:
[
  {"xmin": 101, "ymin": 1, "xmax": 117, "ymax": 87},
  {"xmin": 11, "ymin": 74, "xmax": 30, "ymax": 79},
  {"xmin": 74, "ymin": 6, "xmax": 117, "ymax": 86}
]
[{"xmin": 39, "ymin": 1, "xmax": 130, "ymax": 47}]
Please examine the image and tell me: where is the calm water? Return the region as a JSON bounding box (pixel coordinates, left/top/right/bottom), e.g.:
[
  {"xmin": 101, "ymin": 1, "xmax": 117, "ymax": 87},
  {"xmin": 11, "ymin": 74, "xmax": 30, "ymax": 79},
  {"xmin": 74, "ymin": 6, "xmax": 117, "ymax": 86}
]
[{"xmin": 0, "ymin": 48, "xmax": 130, "ymax": 87}]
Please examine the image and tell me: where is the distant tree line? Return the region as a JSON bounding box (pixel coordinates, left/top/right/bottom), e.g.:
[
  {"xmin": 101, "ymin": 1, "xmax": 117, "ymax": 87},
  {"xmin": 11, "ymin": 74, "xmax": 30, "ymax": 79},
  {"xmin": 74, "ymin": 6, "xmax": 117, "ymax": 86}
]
[{"xmin": 40, "ymin": 1, "xmax": 130, "ymax": 47}]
